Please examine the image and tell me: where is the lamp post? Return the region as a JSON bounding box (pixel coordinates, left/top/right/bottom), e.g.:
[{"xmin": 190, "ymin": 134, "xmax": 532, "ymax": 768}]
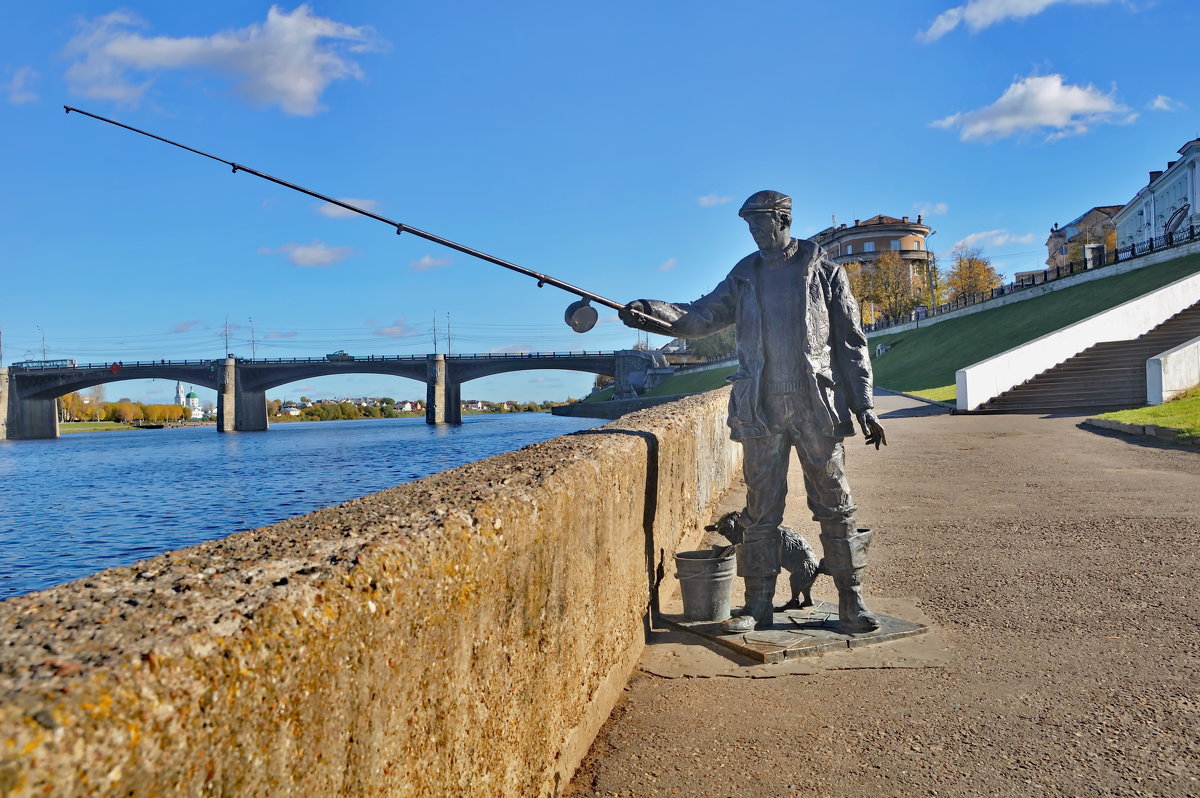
[
  {"xmin": 924, "ymin": 230, "xmax": 938, "ymax": 314},
  {"xmin": 36, "ymin": 325, "xmax": 46, "ymax": 361}
]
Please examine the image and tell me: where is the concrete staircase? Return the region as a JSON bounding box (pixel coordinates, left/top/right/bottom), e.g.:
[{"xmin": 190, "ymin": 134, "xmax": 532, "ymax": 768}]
[{"xmin": 976, "ymin": 302, "xmax": 1200, "ymax": 413}]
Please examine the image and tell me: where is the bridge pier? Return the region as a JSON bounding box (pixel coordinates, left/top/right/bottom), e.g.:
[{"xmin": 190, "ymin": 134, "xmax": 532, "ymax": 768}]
[
  {"xmin": 425, "ymin": 355, "xmax": 462, "ymax": 425},
  {"xmin": 0, "ymin": 368, "xmax": 59, "ymax": 440},
  {"xmin": 217, "ymin": 357, "xmax": 268, "ymax": 433}
]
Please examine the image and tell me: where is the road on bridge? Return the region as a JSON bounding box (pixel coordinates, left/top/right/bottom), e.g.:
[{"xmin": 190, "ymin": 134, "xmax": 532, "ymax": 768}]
[{"xmin": 567, "ymin": 392, "xmax": 1200, "ymax": 797}]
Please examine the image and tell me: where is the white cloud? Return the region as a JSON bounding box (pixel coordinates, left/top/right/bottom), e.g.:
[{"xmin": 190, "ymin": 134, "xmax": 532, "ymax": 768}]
[
  {"xmin": 932, "ymin": 73, "xmax": 1134, "ymax": 141},
  {"xmin": 63, "ymin": 5, "xmax": 384, "ymax": 115},
  {"xmin": 488, "ymin": 344, "xmax": 532, "ymax": 354},
  {"xmin": 317, "ymin": 198, "xmax": 380, "ymax": 218},
  {"xmin": 953, "ymin": 229, "xmax": 1036, "ymax": 251},
  {"xmin": 529, "ymin": 376, "xmax": 561, "ymax": 385},
  {"xmin": 372, "ymin": 319, "xmax": 416, "ymax": 338},
  {"xmin": 697, "ymin": 193, "xmax": 731, "ymax": 208},
  {"xmin": 1149, "ymin": 94, "xmax": 1183, "ymax": 112},
  {"xmin": 918, "ymin": 0, "xmax": 1117, "ymax": 42},
  {"xmin": 168, "ymin": 319, "xmax": 203, "ymax": 333},
  {"xmin": 3, "ymin": 66, "xmax": 38, "ymax": 104},
  {"xmin": 411, "ymin": 254, "xmax": 451, "ymax": 271},
  {"xmin": 657, "ymin": 257, "xmax": 678, "ymax": 271},
  {"xmin": 914, "ymin": 201, "xmax": 949, "ymax": 216},
  {"xmin": 265, "ymin": 330, "xmax": 296, "ymax": 339},
  {"xmin": 262, "ymin": 240, "xmax": 354, "ymax": 267}
]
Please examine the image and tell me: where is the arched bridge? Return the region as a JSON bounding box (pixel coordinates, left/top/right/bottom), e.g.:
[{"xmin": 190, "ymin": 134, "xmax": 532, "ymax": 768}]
[{"xmin": 0, "ymin": 350, "xmax": 662, "ymax": 439}]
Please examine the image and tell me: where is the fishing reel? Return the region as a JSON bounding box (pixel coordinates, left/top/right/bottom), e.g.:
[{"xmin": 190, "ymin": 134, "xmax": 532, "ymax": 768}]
[{"xmin": 564, "ymin": 299, "xmax": 598, "ymax": 333}]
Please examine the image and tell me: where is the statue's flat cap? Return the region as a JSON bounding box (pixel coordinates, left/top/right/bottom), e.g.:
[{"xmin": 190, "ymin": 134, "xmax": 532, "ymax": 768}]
[{"xmin": 738, "ymin": 190, "xmax": 791, "ymax": 217}]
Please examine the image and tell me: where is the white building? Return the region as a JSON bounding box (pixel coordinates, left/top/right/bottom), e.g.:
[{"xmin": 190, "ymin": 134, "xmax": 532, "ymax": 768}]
[
  {"xmin": 1114, "ymin": 138, "xmax": 1200, "ymax": 253},
  {"xmin": 184, "ymin": 389, "xmax": 202, "ymax": 420}
]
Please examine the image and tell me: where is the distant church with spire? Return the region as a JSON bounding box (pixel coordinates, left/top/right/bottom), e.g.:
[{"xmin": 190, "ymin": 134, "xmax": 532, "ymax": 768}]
[{"xmin": 175, "ymin": 381, "xmax": 203, "ymax": 420}]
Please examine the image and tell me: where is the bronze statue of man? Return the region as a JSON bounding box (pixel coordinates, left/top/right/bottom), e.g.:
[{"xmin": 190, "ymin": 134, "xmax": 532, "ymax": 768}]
[{"xmin": 620, "ymin": 190, "xmax": 887, "ymax": 634}]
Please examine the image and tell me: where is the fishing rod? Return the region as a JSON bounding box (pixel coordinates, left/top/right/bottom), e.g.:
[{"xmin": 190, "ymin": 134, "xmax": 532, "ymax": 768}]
[{"xmin": 64, "ymin": 105, "xmax": 671, "ymax": 335}]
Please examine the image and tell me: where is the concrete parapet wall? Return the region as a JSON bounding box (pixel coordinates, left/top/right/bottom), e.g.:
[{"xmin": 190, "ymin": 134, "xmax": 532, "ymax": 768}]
[
  {"xmin": 1148, "ymin": 335, "xmax": 1200, "ymax": 404},
  {"xmin": 0, "ymin": 389, "xmax": 739, "ymax": 796},
  {"xmin": 956, "ymin": 271, "xmax": 1200, "ymax": 411}
]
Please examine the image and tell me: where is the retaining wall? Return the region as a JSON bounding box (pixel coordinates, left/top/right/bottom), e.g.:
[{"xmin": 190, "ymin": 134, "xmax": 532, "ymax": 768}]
[
  {"xmin": 0, "ymin": 390, "xmax": 740, "ymax": 796},
  {"xmin": 955, "ymin": 270, "xmax": 1200, "ymax": 411},
  {"xmin": 1148, "ymin": 335, "xmax": 1200, "ymax": 404}
]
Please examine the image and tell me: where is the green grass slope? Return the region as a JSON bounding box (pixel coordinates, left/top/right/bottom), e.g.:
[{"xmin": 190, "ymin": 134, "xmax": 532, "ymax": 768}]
[
  {"xmin": 1098, "ymin": 386, "xmax": 1200, "ymax": 442},
  {"xmin": 869, "ymin": 253, "xmax": 1200, "ymax": 398},
  {"xmin": 642, "ymin": 364, "xmax": 737, "ymax": 397}
]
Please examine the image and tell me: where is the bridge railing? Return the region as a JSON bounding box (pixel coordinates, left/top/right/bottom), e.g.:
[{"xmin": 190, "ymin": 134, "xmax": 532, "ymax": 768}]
[
  {"xmin": 7, "ymin": 351, "xmax": 622, "ymax": 372},
  {"xmin": 9, "ymin": 359, "xmax": 215, "ymax": 371}
]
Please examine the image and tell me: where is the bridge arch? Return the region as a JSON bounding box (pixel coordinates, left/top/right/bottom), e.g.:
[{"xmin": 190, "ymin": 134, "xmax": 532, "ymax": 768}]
[{"xmin": 2, "ymin": 350, "xmax": 653, "ymax": 439}]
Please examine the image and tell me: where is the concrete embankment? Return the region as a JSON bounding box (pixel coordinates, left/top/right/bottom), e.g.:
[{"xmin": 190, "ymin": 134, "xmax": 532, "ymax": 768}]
[{"xmin": 0, "ymin": 390, "xmax": 739, "ymax": 796}]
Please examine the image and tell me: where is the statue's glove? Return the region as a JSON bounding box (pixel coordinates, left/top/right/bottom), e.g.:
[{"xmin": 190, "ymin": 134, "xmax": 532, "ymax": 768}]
[
  {"xmin": 855, "ymin": 409, "xmax": 887, "ymax": 450},
  {"xmin": 618, "ymin": 300, "xmax": 650, "ymax": 327},
  {"xmin": 618, "ymin": 300, "xmax": 674, "ymax": 336}
]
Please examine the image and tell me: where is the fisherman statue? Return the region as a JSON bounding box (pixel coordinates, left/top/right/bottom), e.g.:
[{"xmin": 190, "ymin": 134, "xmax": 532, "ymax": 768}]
[{"xmin": 620, "ymin": 190, "xmax": 887, "ymax": 634}]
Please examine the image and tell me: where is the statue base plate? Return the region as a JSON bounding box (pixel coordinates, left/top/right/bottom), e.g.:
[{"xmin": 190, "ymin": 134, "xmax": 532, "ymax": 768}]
[{"xmin": 657, "ymin": 601, "xmax": 930, "ymax": 664}]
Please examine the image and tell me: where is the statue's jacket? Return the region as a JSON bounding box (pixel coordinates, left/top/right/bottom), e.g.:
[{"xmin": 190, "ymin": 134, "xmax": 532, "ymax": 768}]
[{"xmin": 639, "ymin": 239, "xmax": 873, "ymax": 441}]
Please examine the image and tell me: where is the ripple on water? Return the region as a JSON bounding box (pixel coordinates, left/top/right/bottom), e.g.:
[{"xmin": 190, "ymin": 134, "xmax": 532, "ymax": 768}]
[{"xmin": 0, "ymin": 415, "xmax": 599, "ymax": 598}]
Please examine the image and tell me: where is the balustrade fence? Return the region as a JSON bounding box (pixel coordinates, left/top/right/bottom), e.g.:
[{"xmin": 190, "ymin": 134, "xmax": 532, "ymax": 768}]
[{"xmin": 864, "ymin": 224, "xmax": 1199, "ymax": 334}]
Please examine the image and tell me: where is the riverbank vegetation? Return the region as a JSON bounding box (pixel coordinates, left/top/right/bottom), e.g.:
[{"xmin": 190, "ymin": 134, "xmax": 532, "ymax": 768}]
[
  {"xmin": 269, "ymin": 397, "xmax": 573, "ymax": 422},
  {"xmin": 58, "ymin": 392, "xmax": 202, "ymax": 424}
]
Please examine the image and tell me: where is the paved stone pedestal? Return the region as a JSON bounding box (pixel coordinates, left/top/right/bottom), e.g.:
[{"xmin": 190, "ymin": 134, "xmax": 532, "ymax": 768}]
[{"xmin": 658, "ymin": 600, "xmax": 929, "ymax": 664}]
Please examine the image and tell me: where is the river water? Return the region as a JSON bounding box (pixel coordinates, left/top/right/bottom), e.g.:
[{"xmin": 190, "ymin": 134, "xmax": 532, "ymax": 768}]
[{"xmin": 0, "ymin": 415, "xmax": 601, "ymax": 599}]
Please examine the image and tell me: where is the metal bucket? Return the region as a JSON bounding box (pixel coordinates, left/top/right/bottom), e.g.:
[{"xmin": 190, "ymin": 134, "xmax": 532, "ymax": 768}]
[{"xmin": 674, "ymin": 549, "xmax": 735, "ymax": 621}]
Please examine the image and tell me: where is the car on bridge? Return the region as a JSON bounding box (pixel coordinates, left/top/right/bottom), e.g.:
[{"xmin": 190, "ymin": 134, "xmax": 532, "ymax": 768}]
[{"xmin": 325, "ymin": 350, "xmax": 355, "ymax": 361}]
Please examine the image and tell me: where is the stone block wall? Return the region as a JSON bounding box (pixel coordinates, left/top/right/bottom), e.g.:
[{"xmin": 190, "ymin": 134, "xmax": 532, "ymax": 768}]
[{"xmin": 0, "ymin": 389, "xmax": 738, "ymax": 796}]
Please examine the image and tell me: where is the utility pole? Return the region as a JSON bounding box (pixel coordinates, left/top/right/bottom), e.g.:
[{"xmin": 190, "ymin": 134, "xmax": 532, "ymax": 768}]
[
  {"xmin": 432, "ymin": 310, "xmax": 438, "ymax": 355},
  {"xmin": 224, "ymin": 315, "xmax": 230, "ymax": 355},
  {"xmin": 36, "ymin": 325, "xmax": 46, "ymax": 360},
  {"xmin": 249, "ymin": 317, "xmax": 256, "ymax": 359},
  {"xmin": 446, "ymin": 312, "xmax": 451, "ymax": 356}
]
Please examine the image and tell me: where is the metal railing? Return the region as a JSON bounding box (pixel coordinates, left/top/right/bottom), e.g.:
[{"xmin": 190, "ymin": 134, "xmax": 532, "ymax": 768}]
[{"xmin": 864, "ymin": 224, "xmax": 1198, "ymax": 334}]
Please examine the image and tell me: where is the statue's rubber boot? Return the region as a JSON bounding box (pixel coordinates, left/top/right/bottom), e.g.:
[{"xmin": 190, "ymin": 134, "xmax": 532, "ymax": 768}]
[
  {"xmin": 830, "ymin": 569, "xmax": 879, "ymax": 634},
  {"xmin": 820, "ymin": 523, "xmax": 880, "ymax": 634},
  {"xmin": 721, "ymin": 530, "xmax": 780, "ymax": 633},
  {"xmin": 720, "ymin": 576, "xmax": 777, "ymax": 633}
]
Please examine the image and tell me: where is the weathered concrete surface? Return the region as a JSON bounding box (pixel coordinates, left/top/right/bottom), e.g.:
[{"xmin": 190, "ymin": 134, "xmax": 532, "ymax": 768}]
[
  {"xmin": 0, "ymin": 389, "xmax": 739, "ymax": 796},
  {"xmin": 568, "ymin": 394, "xmax": 1200, "ymax": 797}
]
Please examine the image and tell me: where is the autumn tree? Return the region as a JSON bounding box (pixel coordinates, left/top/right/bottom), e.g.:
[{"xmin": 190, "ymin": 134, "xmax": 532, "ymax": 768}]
[
  {"xmin": 842, "ymin": 261, "xmax": 874, "ymax": 325},
  {"xmin": 86, "ymin": 385, "xmax": 106, "ymax": 421},
  {"xmin": 917, "ymin": 252, "xmax": 946, "ymax": 308},
  {"xmin": 946, "ymin": 247, "xmax": 1002, "ymax": 301},
  {"xmin": 869, "ymin": 250, "xmax": 918, "ymax": 321},
  {"xmin": 689, "ymin": 328, "xmax": 735, "ymax": 359}
]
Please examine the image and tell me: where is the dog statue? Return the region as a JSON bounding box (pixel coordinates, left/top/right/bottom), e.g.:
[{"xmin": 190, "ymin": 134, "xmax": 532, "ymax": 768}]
[{"xmin": 705, "ymin": 510, "xmax": 823, "ymax": 611}]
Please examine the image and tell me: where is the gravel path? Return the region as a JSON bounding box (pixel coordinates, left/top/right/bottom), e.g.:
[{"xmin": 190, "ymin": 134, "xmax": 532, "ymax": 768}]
[{"xmin": 567, "ymin": 392, "xmax": 1200, "ymax": 797}]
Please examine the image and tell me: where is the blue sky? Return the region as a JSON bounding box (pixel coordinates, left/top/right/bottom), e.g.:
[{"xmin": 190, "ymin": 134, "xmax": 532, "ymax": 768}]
[{"xmin": 2, "ymin": 0, "xmax": 1197, "ymax": 404}]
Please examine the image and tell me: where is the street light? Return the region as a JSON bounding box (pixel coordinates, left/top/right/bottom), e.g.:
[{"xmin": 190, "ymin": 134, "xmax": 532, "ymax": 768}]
[
  {"xmin": 36, "ymin": 325, "xmax": 46, "ymax": 361},
  {"xmin": 924, "ymin": 230, "xmax": 938, "ymax": 314}
]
